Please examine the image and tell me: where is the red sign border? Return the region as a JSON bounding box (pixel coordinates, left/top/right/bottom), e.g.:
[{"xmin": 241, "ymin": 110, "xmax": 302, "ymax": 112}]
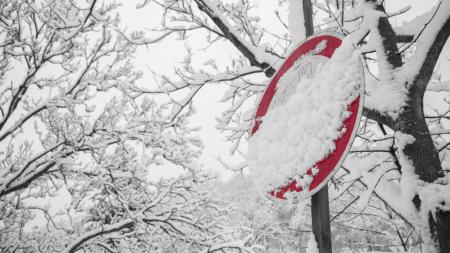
[{"xmin": 250, "ymin": 32, "xmax": 365, "ymax": 202}]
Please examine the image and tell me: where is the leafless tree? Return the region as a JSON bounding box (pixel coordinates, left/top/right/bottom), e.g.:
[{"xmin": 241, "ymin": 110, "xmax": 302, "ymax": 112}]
[{"xmin": 0, "ymin": 0, "xmax": 268, "ymax": 252}]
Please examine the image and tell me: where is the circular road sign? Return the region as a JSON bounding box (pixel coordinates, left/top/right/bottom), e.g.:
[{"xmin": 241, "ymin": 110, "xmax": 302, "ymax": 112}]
[{"xmin": 250, "ymin": 32, "xmax": 364, "ymax": 201}]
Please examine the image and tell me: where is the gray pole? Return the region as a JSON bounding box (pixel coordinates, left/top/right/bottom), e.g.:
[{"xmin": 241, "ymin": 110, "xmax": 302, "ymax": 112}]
[
  {"xmin": 302, "ymin": 0, "xmax": 333, "ymax": 252},
  {"xmin": 311, "ymin": 186, "xmax": 332, "ymax": 253}
]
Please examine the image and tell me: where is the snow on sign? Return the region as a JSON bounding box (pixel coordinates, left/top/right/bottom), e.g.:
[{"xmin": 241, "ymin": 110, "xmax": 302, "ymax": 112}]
[{"xmin": 247, "ymin": 33, "xmax": 364, "ymax": 201}]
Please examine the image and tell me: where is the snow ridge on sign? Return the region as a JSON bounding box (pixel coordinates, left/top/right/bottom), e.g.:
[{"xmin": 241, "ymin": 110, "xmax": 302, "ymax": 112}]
[{"xmin": 246, "ymin": 39, "xmax": 363, "ymax": 196}]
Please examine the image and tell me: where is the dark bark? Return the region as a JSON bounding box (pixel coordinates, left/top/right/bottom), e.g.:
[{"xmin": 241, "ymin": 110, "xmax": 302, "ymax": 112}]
[
  {"xmin": 193, "ymin": 0, "xmax": 275, "ymax": 77},
  {"xmin": 404, "ymin": 11, "xmax": 450, "ymax": 253},
  {"xmin": 374, "ymin": 5, "xmax": 402, "ymax": 68},
  {"xmin": 367, "ymin": 5, "xmax": 440, "ymax": 182},
  {"xmin": 363, "ymin": 108, "xmax": 395, "ymax": 129},
  {"xmin": 0, "ymin": 161, "xmax": 56, "ymax": 197},
  {"xmin": 311, "ymin": 186, "xmax": 332, "ymax": 253},
  {"xmin": 395, "ymin": 91, "xmax": 444, "ymax": 182},
  {"xmin": 0, "ymin": 143, "xmax": 69, "ymax": 198},
  {"xmin": 372, "ymin": 3, "xmax": 450, "ymax": 252},
  {"xmin": 412, "ymin": 11, "xmax": 450, "ymax": 98},
  {"xmin": 302, "ymin": 0, "xmax": 314, "ymax": 38},
  {"xmin": 430, "ymin": 210, "xmax": 450, "ymax": 253},
  {"xmin": 369, "ymin": 2, "xmax": 449, "ymax": 184},
  {"xmin": 66, "ymin": 220, "xmax": 134, "ymax": 253},
  {"xmin": 396, "ymin": 35, "xmax": 414, "ymax": 43}
]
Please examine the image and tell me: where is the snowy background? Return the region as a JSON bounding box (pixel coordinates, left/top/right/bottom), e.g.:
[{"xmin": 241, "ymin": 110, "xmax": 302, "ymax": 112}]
[{"xmin": 1, "ymin": 0, "xmax": 450, "ymax": 252}]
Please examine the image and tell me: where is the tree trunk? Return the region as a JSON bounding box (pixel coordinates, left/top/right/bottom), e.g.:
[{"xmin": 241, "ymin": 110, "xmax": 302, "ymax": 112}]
[
  {"xmin": 395, "ymin": 86, "xmax": 450, "ymax": 253},
  {"xmin": 395, "ymin": 91, "xmax": 443, "ymax": 183},
  {"xmin": 366, "ymin": 2, "xmax": 450, "ymax": 251}
]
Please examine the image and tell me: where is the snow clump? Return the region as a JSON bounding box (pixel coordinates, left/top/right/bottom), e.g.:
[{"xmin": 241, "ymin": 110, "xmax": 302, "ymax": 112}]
[
  {"xmin": 306, "ymin": 233, "xmax": 319, "ymax": 253},
  {"xmin": 247, "ymin": 38, "xmax": 363, "ymax": 192}
]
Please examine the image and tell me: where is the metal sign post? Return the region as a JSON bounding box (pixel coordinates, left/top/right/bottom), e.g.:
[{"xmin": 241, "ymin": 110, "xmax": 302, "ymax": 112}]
[
  {"xmin": 311, "ymin": 186, "xmax": 332, "ymax": 253},
  {"xmin": 302, "ymin": 1, "xmax": 332, "ymax": 252}
]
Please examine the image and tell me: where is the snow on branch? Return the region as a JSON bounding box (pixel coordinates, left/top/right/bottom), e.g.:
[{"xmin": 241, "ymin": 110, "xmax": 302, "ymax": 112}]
[
  {"xmin": 288, "ymin": 0, "xmax": 306, "ymax": 44},
  {"xmin": 397, "ymin": 0, "xmax": 450, "ymax": 91},
  {"xmin": 193, "ymin": 0, "xmax": 277, "ymax": 76},
  {"xmin": 63, "ymin": 219, "xmax": 134, "ymax": 253},
  {"xmin": 132, "ymin": 65, "xmax": 263, "ymax": 123}
]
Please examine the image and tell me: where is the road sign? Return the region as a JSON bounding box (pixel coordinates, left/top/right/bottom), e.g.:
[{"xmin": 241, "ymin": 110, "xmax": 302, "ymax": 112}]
[{"xmin": 250, "ymin": 32, "xmax": 364, "ymax": 200}]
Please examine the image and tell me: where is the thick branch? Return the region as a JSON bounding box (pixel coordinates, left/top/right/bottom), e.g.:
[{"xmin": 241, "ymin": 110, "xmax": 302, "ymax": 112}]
[
  {"xmin": 63, "ymin": 219, "xmax": 134, "ymax": 253},
  {"xmin": 374, "ymin": 4, "xmax": 403, "ymax": 69},
  {"xmin": 394, "ymin": 2, "xmax": 450, "ymax": 184},
  {"xmin": 396, "ymin": 34, "xmax": 414, "ymax": 43},
  {"xmin": 0, "ymin": 104, "xmax": 46, "ymax": 142},
  {"xmin": 0, "ymin": 160, "xmax": 56, "ymax": 197},
  {"xmin": 0, "ymin": 68, "xmax": 39, "ymax": 132},
  {"xmin": 363, "ymin": 108, "xmax": 395, "ymax": 130},
  {"xmin": 193, "ymin": 0, "xmax": 275, "ymax": 77},
  {"xmin": 413, "ymin": 8, "xmax": 450, "ymax": 96}
]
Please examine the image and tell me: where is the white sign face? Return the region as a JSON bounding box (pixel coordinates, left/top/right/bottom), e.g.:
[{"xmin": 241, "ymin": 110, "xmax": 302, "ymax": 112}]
[{"xmin": 270, "ymin": 55, "xmax": 328, "ymax": 110}]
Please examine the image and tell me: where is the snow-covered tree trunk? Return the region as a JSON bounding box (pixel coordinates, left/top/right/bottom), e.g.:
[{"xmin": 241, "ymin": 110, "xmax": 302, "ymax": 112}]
[{"xmin": 362, "ymin": 2, "xmax": 450, "ymax": 252}]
